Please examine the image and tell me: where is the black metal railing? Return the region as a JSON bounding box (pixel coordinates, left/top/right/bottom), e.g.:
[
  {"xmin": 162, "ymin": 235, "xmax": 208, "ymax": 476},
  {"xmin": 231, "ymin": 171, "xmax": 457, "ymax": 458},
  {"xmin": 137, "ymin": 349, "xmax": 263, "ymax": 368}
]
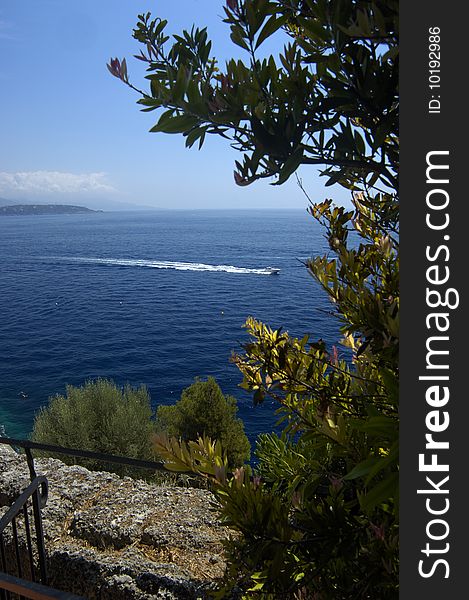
[
  {"xmin": 0, "ymin": 473, "xmax": 52, "ymax": 600},
  {"xmin": 0, "ymin": 437, "xmax": 168, "ymax": 481},
  {"xmin": 0, "ymin": 475, "xmax": 48, "ymax": 587},
  {"xmin": 0, "ymin": 572, "xmax": 84, "ymax": 600},
  {"xmin": 0, "ymin": 436, "xmax": 171, "ymax": 599}
]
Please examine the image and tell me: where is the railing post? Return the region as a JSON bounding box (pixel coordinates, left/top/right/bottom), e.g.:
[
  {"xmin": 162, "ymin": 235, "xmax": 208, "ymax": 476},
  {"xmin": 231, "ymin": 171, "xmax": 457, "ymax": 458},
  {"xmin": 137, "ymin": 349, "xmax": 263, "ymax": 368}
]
[
  {"xmin": 22, "ymin": 506, "xmax": 36, "ymax": 582},
  {"xmin": 25, "ymin": 449, "xmax": 37, "ymax": 482},
  {"xmin": 31, "ymin": 490, "xmax": 47, "ymax": 586}
]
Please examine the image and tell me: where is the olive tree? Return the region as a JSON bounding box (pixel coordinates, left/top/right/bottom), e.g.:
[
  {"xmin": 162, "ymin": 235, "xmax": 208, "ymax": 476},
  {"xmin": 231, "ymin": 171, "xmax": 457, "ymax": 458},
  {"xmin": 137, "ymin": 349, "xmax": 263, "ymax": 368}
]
[{"xmin": 31, "ymin": 379, "xmax": 156, "ymax": 477}]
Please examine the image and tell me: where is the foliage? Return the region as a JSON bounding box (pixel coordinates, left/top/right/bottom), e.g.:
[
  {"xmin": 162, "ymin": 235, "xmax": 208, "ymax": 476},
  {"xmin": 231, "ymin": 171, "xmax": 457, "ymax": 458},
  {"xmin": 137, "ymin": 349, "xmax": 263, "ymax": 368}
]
[
  {"xmin": 154, "ymin": 432, "xmax": 230, "ymax": 482},
  {"xmin": 31, "ymin": 379, "xmax": 157, "ymax": 477},
  {"xmin": 111, "ymin": 0, "xmax": 399, "ymax": 597},
  {"xmin": 108, "ymin": 0, "xmax": 398, "ymax": 192},
  {"xmin": 155, "ymin": 377, "xmax": 250, "ymax": 468}
]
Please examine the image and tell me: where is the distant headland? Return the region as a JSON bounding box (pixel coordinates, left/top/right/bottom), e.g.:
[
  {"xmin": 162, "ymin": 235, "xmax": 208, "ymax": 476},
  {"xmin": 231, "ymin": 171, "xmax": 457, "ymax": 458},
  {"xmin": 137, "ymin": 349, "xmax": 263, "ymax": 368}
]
[{"xmin": 0, "ymin": 204, "xmax": 102, "ymax": 216}]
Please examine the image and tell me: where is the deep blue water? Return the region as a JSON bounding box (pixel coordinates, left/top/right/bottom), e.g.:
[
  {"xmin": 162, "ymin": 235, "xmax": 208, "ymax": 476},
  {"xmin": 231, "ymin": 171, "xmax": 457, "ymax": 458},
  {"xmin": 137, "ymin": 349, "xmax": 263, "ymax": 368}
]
[{"xmin": 0, "ymin": 209, "xmax": 342, "ymax": 446}]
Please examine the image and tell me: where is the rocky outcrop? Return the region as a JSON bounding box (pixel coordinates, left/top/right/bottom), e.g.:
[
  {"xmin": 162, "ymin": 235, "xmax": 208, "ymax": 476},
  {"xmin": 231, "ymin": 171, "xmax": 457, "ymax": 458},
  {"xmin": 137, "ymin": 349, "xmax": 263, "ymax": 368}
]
[
  {"xmin": 0, "ymin": 445, "xmax": 233, "ymax": 599},
  {"xmin": 0, "ymin": 204, "xmax": 101, "ymax": 215}
]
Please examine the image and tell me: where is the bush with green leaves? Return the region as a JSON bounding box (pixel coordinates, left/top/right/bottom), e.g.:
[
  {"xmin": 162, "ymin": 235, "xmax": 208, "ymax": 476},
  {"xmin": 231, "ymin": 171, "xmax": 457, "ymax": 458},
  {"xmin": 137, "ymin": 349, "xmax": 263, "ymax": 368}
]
[
  {"xmin": 31, "ymin": 379, "xmax": 156, "ymax": 477},
  {"xmin": 156, "ymin": 377, "xmax": 250, "ymax": 468},
  {"xmin": 111, "ymin": 0, "xmax": 399, "ymax": 597}
]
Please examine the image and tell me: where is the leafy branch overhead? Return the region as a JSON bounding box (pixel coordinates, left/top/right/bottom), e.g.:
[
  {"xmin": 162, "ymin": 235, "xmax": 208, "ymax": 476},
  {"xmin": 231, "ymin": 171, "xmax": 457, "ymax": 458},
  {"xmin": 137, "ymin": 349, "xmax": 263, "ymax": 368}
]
[{"xmin": 108, "ymin": 0, "xmax": 398, "ymax": 191}]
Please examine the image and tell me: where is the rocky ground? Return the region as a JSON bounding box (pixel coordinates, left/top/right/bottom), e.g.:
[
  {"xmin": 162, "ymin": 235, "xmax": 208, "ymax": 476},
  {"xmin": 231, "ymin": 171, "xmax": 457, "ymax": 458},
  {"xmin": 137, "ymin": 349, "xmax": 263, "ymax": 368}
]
[{"xmin": 0, "ymin": 444, "xmax": 234, "ymax": 599}]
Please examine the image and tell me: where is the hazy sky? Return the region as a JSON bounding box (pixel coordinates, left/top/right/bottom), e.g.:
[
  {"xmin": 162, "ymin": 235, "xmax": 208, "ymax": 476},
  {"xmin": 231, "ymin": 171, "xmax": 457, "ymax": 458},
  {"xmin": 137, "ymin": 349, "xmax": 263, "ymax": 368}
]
[{"xmin": 0, "ymin": 0, "xmax": 350, "ymax": 209}]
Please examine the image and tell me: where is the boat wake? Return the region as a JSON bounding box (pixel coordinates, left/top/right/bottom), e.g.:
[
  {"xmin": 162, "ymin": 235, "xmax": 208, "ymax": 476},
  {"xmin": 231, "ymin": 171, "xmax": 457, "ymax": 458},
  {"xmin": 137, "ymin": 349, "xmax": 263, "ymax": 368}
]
[{"xmin": 45, "ymin": 256, "xmax": 280, "ymax": 275}]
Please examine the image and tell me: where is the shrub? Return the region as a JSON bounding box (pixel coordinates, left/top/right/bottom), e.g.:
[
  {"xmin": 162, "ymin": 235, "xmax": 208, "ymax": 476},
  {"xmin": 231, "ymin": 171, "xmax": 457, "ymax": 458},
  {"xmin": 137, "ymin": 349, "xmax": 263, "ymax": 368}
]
[
  {"xmin": 31, "ymin": 378, "xmax": 156, "ymax": 477},
  {"xmin": 155, "ymin": 377, "xmax": 250, "ymax": 468}
]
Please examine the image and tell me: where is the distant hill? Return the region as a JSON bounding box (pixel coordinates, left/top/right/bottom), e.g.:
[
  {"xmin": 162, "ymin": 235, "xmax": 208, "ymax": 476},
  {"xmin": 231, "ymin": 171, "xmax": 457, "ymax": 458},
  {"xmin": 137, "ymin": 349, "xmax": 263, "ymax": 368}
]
[
  {"xmin": 0, "ymin": 204, "xmax": 102, "ymax": 216},
  {"xmin": 0, "ymin": 196, "xmax": 158, "ymax": 211}
]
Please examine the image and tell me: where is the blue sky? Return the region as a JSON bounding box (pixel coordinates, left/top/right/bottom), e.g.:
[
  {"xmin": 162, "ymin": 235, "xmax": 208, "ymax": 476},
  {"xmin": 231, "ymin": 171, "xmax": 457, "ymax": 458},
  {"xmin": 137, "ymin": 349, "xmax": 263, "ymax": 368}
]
[{"xmin": 0, "ymin": 0, "xmax": 350, "ymax": 210}]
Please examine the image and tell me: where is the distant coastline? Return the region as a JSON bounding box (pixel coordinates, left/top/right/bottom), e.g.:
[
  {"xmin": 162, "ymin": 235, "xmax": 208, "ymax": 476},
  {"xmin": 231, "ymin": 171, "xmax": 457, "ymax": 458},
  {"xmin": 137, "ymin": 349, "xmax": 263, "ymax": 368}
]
[{"xmin": 0, "ymin": 204, "xmax": 102, "ymax": 216}]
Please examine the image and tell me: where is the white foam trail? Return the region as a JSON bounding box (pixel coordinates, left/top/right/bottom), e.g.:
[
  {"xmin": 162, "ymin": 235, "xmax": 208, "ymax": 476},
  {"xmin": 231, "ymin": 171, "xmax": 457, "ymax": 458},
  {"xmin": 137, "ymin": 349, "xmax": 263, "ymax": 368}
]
[{"xmin": 46, "ymin": 256, "xmax": 279, "ymax": 275}]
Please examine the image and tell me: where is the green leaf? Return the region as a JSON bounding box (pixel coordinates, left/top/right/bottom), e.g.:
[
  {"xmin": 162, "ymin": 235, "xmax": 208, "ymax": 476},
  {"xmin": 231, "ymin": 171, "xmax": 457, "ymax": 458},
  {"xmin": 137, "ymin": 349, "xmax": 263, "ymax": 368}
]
[
  {"xmin": 360, "ymin": 472, "xmax": 399, "ymax": 512},
  {"xmin": 351, "ymin": 416, "xmax": 398, "ymax": 438},
  {"xmin": 255, "ymin": 15, "xmax": 288, "ymax": 50},
  {"xmin": 380, "ymin": 368, "xmax": 399, "ymax": 405},
  {"xmin": 344, "ymin": 456, "xmax": 380, "ymax": 480},
  {"xmin": 172, "ymin": 65, "xmax": 189, "ymax": 101},
  {"xmin": 150, "ymin": 113, "xmax": 199, "ymax": 134},
  {"xmin": 230, "ymin": 28, "xmax": 249, "ymax": 51},
  {"xmin": 184, "ymin": 126, "xmax": 204, "ymax": 148},
  {"xmin": 275, "ymin": 149, "xmax": 303, "ymax": 185},
  {"xmin": 364, "ymin": 442, "xmax": 398, "ymax": 485}
]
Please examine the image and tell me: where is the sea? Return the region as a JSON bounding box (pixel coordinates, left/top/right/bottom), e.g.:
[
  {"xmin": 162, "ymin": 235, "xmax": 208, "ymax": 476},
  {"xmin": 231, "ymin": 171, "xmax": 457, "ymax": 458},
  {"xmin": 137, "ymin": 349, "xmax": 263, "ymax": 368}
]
[{"xmin": 0, "ymin": 209, "xmax": 343, "ymax": 447}]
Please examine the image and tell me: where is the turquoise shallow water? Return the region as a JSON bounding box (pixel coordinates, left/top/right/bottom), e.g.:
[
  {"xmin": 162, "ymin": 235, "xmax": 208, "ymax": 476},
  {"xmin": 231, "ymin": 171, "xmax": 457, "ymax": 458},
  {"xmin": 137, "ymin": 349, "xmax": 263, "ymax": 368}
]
[{"xmin": 0, "ymin": 209, "xmax": 342, "ymax": 445}]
